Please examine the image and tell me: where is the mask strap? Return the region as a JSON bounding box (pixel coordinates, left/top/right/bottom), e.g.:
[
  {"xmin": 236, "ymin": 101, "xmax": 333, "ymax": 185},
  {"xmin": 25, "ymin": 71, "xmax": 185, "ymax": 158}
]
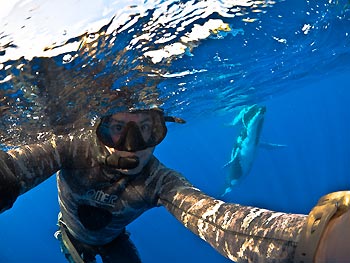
[{"xmin": 164, "ymin": 116, "xmax": 186, "ymax": 124}]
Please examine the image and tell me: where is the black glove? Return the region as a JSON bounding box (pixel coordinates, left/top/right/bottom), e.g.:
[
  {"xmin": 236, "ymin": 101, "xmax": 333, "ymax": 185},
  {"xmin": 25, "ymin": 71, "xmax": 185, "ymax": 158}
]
[{"xmin": 0, "ymin": 151, "xmax": 20, "ymax": 213}]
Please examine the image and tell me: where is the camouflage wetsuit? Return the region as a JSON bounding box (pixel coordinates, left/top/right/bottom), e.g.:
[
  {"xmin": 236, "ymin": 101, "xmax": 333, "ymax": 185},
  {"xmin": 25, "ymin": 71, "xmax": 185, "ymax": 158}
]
[{"xmin": 1, "ymin": 129, "xmax": 307, "ymax": 263}]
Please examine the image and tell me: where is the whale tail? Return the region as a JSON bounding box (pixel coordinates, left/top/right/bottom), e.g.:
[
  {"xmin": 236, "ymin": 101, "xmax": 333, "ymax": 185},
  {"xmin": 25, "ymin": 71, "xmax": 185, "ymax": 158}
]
[{"xmin": 220, "ymin": 180, "xmax": 239, "ymax": 197}]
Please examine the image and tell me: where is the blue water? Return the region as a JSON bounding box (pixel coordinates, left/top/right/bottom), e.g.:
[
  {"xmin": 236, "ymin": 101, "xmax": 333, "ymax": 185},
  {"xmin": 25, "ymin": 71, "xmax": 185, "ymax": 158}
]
[{"xmin": 0, "ymin": 0, "xmax": 350, "ymax": 262}]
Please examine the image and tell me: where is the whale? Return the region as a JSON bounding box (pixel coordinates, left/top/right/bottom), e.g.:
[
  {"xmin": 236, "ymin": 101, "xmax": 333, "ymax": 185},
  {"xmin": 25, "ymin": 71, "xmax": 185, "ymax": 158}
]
[{"xmin": 221, "ymin": 104, "xmax": 286, "ymax": 196}]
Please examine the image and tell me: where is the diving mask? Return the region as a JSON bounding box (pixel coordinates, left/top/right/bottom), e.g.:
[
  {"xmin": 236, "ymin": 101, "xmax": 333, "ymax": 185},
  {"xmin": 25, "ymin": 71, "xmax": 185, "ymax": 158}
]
[{"xmin": 96, "ymin": 109, "xmax": 185, "ymax": 152}]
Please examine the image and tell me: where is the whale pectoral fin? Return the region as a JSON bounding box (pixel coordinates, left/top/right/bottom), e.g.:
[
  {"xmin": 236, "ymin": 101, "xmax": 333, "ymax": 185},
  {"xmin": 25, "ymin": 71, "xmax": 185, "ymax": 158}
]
[
  {"xmin": 223, "ymin": 160, "xmax": 234, "ymax": 168},
  {"xmin": 259, "ymin": 141, "xmax": 288, "ymax": 150},
  {"xmin": 225, "ymin": 105, "xmax": 250, "ymax": 127},
  {"xmin": 224, "ymin": 116, "xmax": 242, "ymax": 127}
]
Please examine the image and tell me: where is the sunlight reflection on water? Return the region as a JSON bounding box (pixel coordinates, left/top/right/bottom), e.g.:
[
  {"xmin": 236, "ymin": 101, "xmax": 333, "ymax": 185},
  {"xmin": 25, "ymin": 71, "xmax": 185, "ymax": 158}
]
[{"xmin": 0, "ymin": 0, "xmax": 349, "ymax": 147}]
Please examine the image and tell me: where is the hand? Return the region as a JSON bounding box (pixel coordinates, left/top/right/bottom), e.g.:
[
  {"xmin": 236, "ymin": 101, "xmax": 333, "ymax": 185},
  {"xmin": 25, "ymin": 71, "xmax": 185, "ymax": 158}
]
[{"xmin": 315, "ymin": 207, "xmax": 350, "ymax": 262}]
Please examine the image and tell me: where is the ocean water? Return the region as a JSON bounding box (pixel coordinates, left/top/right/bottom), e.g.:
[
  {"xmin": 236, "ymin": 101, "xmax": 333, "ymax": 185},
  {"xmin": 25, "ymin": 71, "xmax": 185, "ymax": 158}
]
[{"xmin": 0, "ymin": 0, "xmax": 349, "ymax": 262}]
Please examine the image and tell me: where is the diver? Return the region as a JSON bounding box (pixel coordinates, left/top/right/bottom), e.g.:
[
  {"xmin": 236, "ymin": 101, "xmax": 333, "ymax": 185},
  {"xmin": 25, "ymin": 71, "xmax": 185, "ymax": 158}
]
[{"xmin": 0, "ymin": 107, "xmax": 349, "ymax": 263}]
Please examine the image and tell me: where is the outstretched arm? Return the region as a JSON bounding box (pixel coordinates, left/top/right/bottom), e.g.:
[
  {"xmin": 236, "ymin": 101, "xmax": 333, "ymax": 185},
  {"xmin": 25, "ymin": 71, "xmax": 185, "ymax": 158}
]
[
  {"xmin": 157, "ymin": 170, "xmax": 350, "ymax": 263},
  {"xmin": 158, "ymin": 172, "xmax": 305, "ymax": 262},
  {"xmin": 0, "ymin": 136, "xmax": 64, "ymax": 212}
]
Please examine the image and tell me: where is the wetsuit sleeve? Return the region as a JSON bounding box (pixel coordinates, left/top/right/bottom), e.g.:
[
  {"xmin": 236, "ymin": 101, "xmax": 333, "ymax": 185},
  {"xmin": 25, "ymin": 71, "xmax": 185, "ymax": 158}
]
[
  {"xmin": 157, "ymin": 170, "xmax": 307, "ymax": 263},
  {"xmin": 5, "ymin": 135, "xmax": 64, "ymax": 195},
  {"xmin": 0, "ymin": 150, "xmax": 21, "ymax": 212}
]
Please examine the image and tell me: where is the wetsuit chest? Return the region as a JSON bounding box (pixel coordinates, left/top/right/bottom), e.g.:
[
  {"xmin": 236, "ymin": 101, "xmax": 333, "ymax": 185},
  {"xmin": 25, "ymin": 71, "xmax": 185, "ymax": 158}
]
[{"xmin": 59, "ymin": 165, "xmax": 155, "ymax": 209}]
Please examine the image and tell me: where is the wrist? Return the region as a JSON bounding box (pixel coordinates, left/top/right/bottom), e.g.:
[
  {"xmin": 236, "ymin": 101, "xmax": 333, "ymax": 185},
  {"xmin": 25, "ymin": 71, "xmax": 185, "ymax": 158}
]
[{"xmin": 294, "ymin": 191, "xmax": 350, "ymax": 263}]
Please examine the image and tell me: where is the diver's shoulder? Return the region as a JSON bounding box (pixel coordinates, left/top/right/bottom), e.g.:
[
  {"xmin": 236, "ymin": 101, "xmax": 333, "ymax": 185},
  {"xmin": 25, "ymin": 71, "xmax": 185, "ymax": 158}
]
[
  {"xmin": 52, "ymin": 129, "xmax": 100, "ymax": 161},
  {"xmin": 147, "ymin": 156, "xmax": 182, "ymax": 178},
  {"xmin": 148, "ymin": 156, "xmax": 167, "ymax": 172},
  {"xmin": 52, "ymin": 129, "xmax": 97, "ymax": 148}
]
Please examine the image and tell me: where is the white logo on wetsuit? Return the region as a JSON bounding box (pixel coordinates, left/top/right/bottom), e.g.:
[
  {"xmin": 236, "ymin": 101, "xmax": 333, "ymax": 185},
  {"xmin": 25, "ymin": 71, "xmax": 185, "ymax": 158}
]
[{"xmin": 85, "ymin": 189, "xmax": 118, "ymax": 206}]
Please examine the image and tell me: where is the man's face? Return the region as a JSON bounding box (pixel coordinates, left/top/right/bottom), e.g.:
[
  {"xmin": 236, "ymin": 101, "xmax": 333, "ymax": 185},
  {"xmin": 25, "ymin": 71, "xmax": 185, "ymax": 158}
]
[
  {"xmin": 108, "ymin": 112, "xmax": 153, "ymax": 146},
  {"xmin": 106, "ymin": 112, "xmax": 156, "ymax": 174}
]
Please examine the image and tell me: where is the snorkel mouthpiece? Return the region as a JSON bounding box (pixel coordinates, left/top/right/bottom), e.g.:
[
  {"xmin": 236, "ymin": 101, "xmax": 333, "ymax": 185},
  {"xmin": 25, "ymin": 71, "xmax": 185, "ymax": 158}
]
[{"xmin": 105, "ymin": 154, "xmax": 140, "ymax": 169}]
